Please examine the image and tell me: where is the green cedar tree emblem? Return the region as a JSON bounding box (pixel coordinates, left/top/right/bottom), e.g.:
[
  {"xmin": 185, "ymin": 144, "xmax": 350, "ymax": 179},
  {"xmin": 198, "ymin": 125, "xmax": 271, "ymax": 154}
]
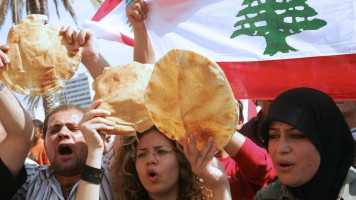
[{"xmin": 230, "ymin": 0, "xmax": 327, "ymax": 56}]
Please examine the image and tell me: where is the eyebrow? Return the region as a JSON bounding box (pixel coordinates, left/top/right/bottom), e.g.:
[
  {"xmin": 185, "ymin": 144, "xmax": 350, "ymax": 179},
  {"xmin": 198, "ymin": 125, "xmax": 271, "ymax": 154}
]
[
  {"xmin": 269, "ymin": 127, "xmax": 298, "ymax": 131},
  {"xmin": 49, "ymin": 122, "xmax": 78, "ymax": 129},
  {"xmin": 137, "ymin": 145, "xmax": 170, "ymax": 151}
]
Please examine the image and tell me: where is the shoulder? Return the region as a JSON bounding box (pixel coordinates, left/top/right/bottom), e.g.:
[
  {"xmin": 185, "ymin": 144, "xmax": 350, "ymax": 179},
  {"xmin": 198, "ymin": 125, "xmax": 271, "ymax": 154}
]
[
  {"xmin": 338, "ymin": 167, "xmax": 356, "ymax": 199},
  {"xmin": 255, "ymin": 180, "xmax": 284, "ymax": 200},
  {"xmin": 12, "ymin": 163, "xmax": 53, "ymax": 199},
  {"xmin": 255, "ymin": 181, "xmax": 301, "ymax": 200},
  {"xmin": 25, "ymin": 158, "xmax": 38, "ymax": 166},
  {"xmin": 23, "ymin": 163, "xmax": 52, "ymax": 184}
]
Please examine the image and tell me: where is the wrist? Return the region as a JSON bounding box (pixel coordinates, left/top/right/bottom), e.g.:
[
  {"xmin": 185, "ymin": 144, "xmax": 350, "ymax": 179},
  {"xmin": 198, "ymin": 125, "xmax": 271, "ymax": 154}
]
[
  {"xmin": 80, "ymin": 164, "xmax": 104, "ymax": 185},
  {"xmin": 86, "ymin": 148, "xmax": 103, "ymax": 168},
  {"xmin": 81, "ymin": 52, "xmax": 99, "ymax": 66},
  {"xmin": 0, "ymin": 80, "xmax": 6, "ymax": 92}
]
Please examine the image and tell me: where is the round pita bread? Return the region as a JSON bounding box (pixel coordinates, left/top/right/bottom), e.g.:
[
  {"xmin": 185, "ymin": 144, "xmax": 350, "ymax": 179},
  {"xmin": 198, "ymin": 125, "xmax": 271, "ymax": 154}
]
[
  {"xmin": 0, "ymin": 14, "xmax": 82, "ymax": 95},
  {"xmin": 92, "ymin": 62, "xmax": 155, "ymax": 136},
  {"xmin": 145, "ymin": 49, "xmax": 237, "ymax": 151}
]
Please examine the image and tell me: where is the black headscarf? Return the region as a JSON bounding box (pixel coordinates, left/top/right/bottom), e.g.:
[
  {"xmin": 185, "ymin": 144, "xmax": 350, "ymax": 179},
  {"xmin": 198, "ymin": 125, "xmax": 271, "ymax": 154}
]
[{"xmin": 261, "ymin": 87, "xmax": 354, "ymax": 200}]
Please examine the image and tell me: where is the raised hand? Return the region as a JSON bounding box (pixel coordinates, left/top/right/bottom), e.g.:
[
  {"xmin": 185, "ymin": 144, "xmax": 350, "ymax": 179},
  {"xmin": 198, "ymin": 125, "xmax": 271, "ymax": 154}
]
[
  {"xmin": 183, "ymin": 134, "xmax": 228, "ymax": 188},
  {"xmin": 0, "ymin": 44, "xmax": 10, "ymax": 67},
  {"xmin": 183, "ymin": 134, "xmax": 231, "ymax": 199},
  {"xmin": 60, "ymin": 26, "xmax": 99, "ymax": 60},
  {"xmin": 126, "ymin": 0, "xmax": 149, "ymax": 31},
  {"xmin": 78, "ymin": 99, "xmax": 115, "ymax": 153},
  {"xmin": 60, "ymin": 26, "xmax": 108, "ymax": 79}
]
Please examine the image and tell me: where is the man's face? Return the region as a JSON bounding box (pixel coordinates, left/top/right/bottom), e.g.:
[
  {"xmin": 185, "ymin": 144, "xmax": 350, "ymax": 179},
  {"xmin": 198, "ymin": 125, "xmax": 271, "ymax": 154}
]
[
  {"xmin": 261, "ymin": 100, "xmax": 273, "ymax": 117},
  {"xmin": 33, "ymin": 127, "xmax": 42, "ymax": 143},
  {"xmin": 103, "ymin": 135, "xmax": 112, "ymax": 155},
  {"xmin": 0, "ymin": 122, "xmax": 6, "ymax": 143},
  {"xmin": 335, "ymin": 101, "xmax": 356, "ymax": 118},
  {"xmin": 44, "ymin": 109, "xmax": 88, "ymax": 177}
]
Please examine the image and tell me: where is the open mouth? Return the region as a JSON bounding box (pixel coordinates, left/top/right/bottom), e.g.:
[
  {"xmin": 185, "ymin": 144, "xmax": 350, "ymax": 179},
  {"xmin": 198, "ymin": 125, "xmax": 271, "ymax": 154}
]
[
  {"xmin": 147, "ymin": 169, "xmax": 158, "ymax": 182},
  {"xmin": 278, "ymin": 160, "xmax": 294, "ymax": 169},
  {"xmin": 280, "ymin": 163, "xmax": 291, "ymax": 167},
  {"xmin": 58, "ymin": 145, "xmax": 73, "ymax": 155}
]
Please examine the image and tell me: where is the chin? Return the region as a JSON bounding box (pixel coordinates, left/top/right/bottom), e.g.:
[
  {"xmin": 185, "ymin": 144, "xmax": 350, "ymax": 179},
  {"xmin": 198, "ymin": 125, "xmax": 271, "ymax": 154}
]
[
  {"xmin": 52, "ymin": 162, "xmax": 83, "ymax": 177},
  {"xmin": 280, "ymin": 179, "xmax": 304, "ymax": 187}
]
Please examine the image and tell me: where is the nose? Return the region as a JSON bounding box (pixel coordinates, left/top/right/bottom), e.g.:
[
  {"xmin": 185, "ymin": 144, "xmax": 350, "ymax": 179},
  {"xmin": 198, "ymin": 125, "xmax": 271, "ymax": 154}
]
[
  {"xmin": 145, "ymin": 153, "xmax": 158, "ymax": 164},
  {"xmin": 278, "ymin": 137, "xmax": 291, "ymax": 154},
  {"xmin": 57, "ymin": 126, "xmax": 71, "ymax": 139}
]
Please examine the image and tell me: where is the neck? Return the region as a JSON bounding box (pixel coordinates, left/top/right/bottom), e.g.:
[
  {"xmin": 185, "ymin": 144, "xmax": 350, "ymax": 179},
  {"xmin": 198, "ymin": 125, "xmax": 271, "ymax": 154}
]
[
  {"xmin": 148, "ymin": 185, "xmax": 178, "ymax": 200},
  {"xmin": 55, "ymin": 174, "xmax": 79, "ymax": 200},
  {"xmin": 149, "ymin": 194, "xmax": 177, "ymax": 200},
  {"xmin": 55, "ymin": 174, "xmax": 80, "ymax": 187}
]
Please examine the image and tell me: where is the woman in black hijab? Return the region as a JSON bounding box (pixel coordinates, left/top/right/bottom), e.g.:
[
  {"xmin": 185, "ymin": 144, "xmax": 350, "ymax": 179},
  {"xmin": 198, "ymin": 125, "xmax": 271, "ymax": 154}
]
[{"xmin": 255, "ymin": 87, "xmax": 355, "ymax": 200}]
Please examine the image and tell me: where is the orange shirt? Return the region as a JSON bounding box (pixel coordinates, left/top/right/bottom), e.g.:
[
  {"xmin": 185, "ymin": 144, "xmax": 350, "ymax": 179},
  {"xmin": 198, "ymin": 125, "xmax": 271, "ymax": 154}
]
[{"xmin": 28, "ymin": 139, "xmax": 50, "ymax": 165}]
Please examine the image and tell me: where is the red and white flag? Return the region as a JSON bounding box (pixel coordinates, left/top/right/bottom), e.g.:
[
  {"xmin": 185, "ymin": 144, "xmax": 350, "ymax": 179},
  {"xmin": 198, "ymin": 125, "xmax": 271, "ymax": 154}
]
[
  {"xmin": 83, "ymin": 0, "xmax": 134, "ymax": 46},
  {"xmin": 84, "ymin": 0, "xmax": 356, "ymax": 100}
]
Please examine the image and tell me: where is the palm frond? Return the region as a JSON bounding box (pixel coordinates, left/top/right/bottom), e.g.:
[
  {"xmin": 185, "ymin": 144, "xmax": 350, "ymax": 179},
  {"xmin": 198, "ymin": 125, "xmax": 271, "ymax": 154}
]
[
  {"xmin": 26, "ymin": 0, "xmax": 40, "ymax": 14},
  {"xmin": 11, "ymin": 0, "xmax": 19, "ymax": 24},
  {"xmin": 61, "ymin": 0, "xmax": 77, "ymax": 24},
  {"xmin": 0, "ymin": 0, "xmax": 9, "ymax": 28},
  {"xmin": 18, "ymin": 0, "xmax": 24, "ymax": 20},
  {"xmin": 24, "ymin": 95, "xmax": 41, "ymax": 111},
  {"xmin": 52, "ymin": 0, "xmax": 60, "ymax": 19},
  {"xmin": 90, "ymin": 0, "xmax": 103, "ymax": 10},
  {"xmin": 41, "ymin": 0, "xmax": 48, "ymax": 16}
]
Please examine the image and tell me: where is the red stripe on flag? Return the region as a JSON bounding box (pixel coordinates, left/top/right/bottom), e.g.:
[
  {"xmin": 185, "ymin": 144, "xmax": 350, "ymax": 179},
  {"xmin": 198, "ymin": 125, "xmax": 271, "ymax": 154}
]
[
  {"xmin": 92, "ymin": 0, "xmax": 123, "ymax": 21},
  {"xmin": 121, "ymin": 33, "xmax": 134, "ymax": 47},
  {"xmin": 218, "ymin": 54, "xmax": 356, "ymax": 100}
]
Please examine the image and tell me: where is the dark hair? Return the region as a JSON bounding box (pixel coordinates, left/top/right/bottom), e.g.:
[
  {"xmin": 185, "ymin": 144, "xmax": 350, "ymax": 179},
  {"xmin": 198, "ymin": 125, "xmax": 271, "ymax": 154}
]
[
  {"xmin": 111, "ymin": 126, "xmax": 212, "ymax": 200},
  {"xmin": 43, "ymin": 104, "xmax": 84, "ymax": 139},
  {"xmin": 32, "ymin": 119, "xmax": 43, "ymax": 131},
  {"xmin": 236, "ymin": 99, "xmax": 244, "ymax": 122}
]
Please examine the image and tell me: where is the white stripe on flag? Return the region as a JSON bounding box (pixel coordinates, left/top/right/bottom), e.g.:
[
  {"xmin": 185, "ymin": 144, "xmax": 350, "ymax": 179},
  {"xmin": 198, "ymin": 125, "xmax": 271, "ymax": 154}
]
[
  {"xmin": 82, "ymin": 0, "xmax": 134, "ymax": 45},
  {"xmin": 144, "ymin": 0, "xmax": 356, "ymax": 61}
]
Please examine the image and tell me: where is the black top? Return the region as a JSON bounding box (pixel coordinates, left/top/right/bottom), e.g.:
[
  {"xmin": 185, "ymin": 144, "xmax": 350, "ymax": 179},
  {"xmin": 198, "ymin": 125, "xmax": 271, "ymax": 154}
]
[{"xmin": 0, "ymin": 158, "xmax": 27, "ymax": 200}]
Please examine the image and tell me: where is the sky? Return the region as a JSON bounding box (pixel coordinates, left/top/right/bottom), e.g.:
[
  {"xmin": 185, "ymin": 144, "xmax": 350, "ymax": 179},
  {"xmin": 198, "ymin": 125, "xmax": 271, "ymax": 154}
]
[{"xmin": 0, "ymin": 0, "xmax": 134, "ymax": 119}]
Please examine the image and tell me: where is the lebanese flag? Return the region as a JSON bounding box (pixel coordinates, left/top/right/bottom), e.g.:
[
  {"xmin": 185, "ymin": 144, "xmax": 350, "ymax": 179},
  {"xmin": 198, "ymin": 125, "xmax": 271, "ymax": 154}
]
[
  {"xmin": 83, "ymin": 0, "xmax": 356, "ymax": 100},
  {"xmin": 83, "ymin": 0, "xmax": 134, "ymax": 46}
]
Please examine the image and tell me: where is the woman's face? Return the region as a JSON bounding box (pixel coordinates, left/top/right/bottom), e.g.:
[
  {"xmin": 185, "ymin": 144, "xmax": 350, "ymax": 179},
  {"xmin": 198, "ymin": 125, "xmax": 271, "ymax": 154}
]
[
  {"xmin": 268, "ymin": 121, "xmax": 321, "ymax": 187},
  {"xmin": 135, "ymin": 129, "xmax": 180, "ymax": 199}
]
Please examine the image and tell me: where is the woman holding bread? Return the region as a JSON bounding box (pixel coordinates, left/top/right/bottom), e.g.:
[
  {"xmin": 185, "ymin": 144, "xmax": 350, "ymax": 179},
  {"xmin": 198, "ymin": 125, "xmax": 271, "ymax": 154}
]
[{"xmin": 75, "ymin": 99, "xmax": 232, "ymax": 200}]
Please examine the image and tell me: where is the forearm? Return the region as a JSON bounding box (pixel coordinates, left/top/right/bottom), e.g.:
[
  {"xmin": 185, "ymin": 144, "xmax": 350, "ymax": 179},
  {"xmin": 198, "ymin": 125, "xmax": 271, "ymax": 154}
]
[
  {"xmin": 81, "ymin": 53, "xmax": 109, "ymax": 79},
  {"xmin": 223, "ymin": 131, "xmax": 246, "ymax": 157},
  {"xmin": 76, "ymin": 149, "xmax": 103, "ymax": 200},
  {"xmin": 212, "ymin": 182, "xmax": 232, "ymax": 200},
  {"xmin": 232, "ymin": 137, "xmax": 277, "ymax": 186},
  {"xmin": 133, "ymin": 26, "xmax": 155, "ymax": 64},
  {"xmin": 0, "ymin": 84, "xmax": 34, "ymax": 176}
]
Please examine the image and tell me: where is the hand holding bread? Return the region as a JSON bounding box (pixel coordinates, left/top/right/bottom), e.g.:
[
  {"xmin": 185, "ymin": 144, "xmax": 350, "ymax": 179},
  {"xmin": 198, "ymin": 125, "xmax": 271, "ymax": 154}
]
[
  {"xmin": 0, "ymin": 14, "xmax": 82, "ymax": 95},
  {"xmin": 0, "ymin": 45, "xmax": 10, "ymax": 67}
]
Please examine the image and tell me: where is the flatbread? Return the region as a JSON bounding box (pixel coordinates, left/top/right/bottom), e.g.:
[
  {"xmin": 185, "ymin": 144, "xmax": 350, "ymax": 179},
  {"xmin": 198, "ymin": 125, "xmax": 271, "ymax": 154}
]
[
  {"xmin": 92, "ymin": 62, "xmax": 154, "ymax": 136},
  {"xmin": 145, "ymin": 49, "xmax": 237, "ymax": 151},
  {"xmin": 0, "ymin": 14, "xmax": 82, "ymax": 95}
]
